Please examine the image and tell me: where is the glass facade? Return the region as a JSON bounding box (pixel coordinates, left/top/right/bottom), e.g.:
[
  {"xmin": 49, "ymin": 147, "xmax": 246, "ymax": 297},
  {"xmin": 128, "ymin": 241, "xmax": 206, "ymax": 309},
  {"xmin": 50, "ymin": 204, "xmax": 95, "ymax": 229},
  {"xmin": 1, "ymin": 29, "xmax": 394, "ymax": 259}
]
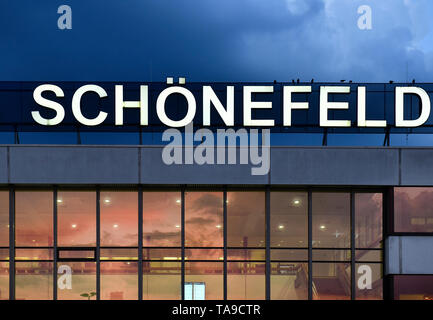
[
  {"xmin": 393, "ymin": 275, "xmax": 433, "ymax": 300},
  {"xmin": 394, "ymin": 187, "xmax": 433, "ymax": 233},
  {"xmin": 58, "ymin": 191, "xmax": 96, "ymax": 247},
  {"xmin": 8, "ymin": 186, "xmax": 433, "ymax": 300}
]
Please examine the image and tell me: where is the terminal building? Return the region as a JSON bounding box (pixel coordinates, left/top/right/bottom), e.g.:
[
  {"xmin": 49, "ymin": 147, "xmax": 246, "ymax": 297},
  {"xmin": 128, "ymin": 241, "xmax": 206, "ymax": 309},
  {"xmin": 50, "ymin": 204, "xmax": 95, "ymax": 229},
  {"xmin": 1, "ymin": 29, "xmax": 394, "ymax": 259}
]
[{"xmin": 0, "ymin": 81, "xmax": 432, "ymax": 300}]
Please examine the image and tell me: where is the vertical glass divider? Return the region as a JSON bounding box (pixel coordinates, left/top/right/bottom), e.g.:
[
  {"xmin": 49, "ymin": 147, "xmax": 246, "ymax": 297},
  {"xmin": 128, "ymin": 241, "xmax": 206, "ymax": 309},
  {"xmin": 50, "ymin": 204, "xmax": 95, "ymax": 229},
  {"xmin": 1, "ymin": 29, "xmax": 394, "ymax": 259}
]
[
  {"xmin": 223, "ymin": 187, "xmax": 227, "ymax": 300},
  {"xmin": 9, "ymin": 186, "xmax": 15, "ymax": 300},
  {"xmin": 138, "ymin": 186, "xmax": 143, "ymax": 300},
  {"xmin": 53, "ymin": 187, "xmax": 58, "ymax": 300},
  {"xmin": 265, "ymin": 186, "xmax": 270, "ymax": 300},
  {"xmin": 383, "ymin": 187, "xmax": 393, "ymax": 300},
  {"xmin": 96, "ymin": 188, "xmax": 101, "ymax": 300},
  {"xmin": 181, "ymin": 187, "xmax": 185, "ymax": 300},
  {"xmin": 308, "ymin": 188, "xmax": 312, "ymax": 300},
  {"xmin": 350, "ymin": 191, "xmax": 356, "ymax": 300}
]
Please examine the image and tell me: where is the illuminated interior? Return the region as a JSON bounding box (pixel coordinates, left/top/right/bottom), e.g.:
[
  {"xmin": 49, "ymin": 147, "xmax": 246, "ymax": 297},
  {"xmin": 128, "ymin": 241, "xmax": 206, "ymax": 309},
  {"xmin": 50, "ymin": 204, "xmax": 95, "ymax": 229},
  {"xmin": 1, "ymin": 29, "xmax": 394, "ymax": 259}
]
[{"xmin": 0, "ymin": 187, "xmax": 428, "ymax": 300}]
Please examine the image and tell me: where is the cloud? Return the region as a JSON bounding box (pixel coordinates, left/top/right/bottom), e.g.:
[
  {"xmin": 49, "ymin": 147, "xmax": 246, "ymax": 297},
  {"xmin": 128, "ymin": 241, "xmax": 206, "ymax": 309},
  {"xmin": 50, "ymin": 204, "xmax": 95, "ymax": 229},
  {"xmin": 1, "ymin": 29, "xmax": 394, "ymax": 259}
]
[
  {"xmin": 185, "ymin": 217, "xmax": 215, "ymax": 226},
  {"xmin": 0, "ymin": 0, "xmax": 432, "ymax": 82},
  {"xmin": 187, "ymin": 193, "xmax": 223, "ymax": 217}
]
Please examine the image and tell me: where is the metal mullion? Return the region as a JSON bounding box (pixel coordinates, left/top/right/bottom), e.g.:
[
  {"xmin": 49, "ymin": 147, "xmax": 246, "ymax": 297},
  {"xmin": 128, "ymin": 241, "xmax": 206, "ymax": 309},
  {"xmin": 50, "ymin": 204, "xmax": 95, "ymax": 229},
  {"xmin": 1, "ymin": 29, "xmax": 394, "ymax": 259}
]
[
  {"xmin": 53, "ymin": 187, "xmax": 58, "ymax": 300},
  {"xmin": 312, "ymin": 260, "xmax": 353, "ymax": 263},
  {"xmin": 383, "ymin": 187, "xmax": 393, "ymax": 300},
  {"xmin": 96, "ymin": 188, "xmax": 101, "ymax": 300},
  {"xmin": 265, "ymin": 186, "xmax": 270, "ymax": 300},
  {"xmin": 223, "ymin": 187, "xmax": 227, "ymax": 300},
  {"xmin": 351, "ymin": 191, "xmax": 355, "ymax": 300},
  {"xmin": 269, "ymin": 260, "xmax": 308, "ymax": 263},
  {"xmin": 308, "ymin": 188, "xmax": 312, "ymax": 300},
  {"xmin": 15, "ymin": 260, "xmax": 53, "ymax": 263},
  {"xmin": 138, "ymin": 187, "xmax": 143, "ymax": 300},
  {"xmin": 9, "ymin": 186, "xmax": 15, "ymax": 300},
  {"xmin": 182, "ymin": 260, "xmax": 228, "ymax": 263},
  {"xmin": 183, "ymin": 247, "xmax": 223, "ymax": 250},
  {"xmin": 181, "ymin": 187, "xmax": 185, "ymax": 300}
]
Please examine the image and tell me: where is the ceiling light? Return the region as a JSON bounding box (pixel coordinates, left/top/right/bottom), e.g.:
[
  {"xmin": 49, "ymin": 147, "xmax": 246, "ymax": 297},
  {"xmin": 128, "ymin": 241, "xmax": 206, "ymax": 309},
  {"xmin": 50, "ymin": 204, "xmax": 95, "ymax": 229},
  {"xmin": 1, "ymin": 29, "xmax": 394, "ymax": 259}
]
[
  {"xmin": 113, "ymin": 224, "xmax": 119, "ymax": 228},
  {"xmin": 278, "ymin": 225, "xmax": 284, "ymax": 229},
  {"xmin": 71, "ymin": 224, "xmax": 77, "ymax": 229},
  {"xmin": 320, "ymin": 225, "xmax": 326, "ymax": 230}
]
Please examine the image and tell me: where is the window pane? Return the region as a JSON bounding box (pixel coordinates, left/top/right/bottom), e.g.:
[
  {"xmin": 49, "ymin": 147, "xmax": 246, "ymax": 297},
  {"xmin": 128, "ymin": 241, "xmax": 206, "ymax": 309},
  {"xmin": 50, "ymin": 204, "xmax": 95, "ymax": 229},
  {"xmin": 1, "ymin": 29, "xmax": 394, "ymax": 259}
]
[
  {"xmin": 185, "ymin": 249, "xmax": 223, "ymax": 261},
  {"xmin": 312, "ymin": 263, "xmax": 350, "ymax": 300},
  {"xmin": 185, "ymin": 192, "xmax": 223, "ymax": 247},
  {"xmin": 101, "ymin": 262, "xmax": 138, "ymax": 300},
  {"xmin": 355, "ymin": 250, "xmax": 382, "ymax": 262},
  {"xmin": 394, "ymin": 275, "xmax": 433, "ymax": 300},
  {"xmin": 58, "ymin": 191, "xmax": 96, "ymax": 247},
  {"xmin": 143, "ymin": 261, "xmax": 181, "ymax": 300},
  {"xmin": 270, "ymin": 249, "xmax": 308, "ymax": 261},
  {"xmin": 58, "ymin": 250, "xmax": 95, "ymax": 260},
  {"xmin": 101, "ymin": 191, "xmax": 137, "ymax": 246},
  {"xmin": 0, "ymin": 192, "xmax": 8, "ymax": 246},
  {"xmin": 0, "ymin": 249, "xmax": 8, "ymax": 260},
  {"xmin": 15, "ymin": 262, "xmax": 53, "ymax": 300},
  {"xmin": 16, "ymin": 191, "xmax": 53, "ymax": 247},
  {"xmin": 15, "ymin": 249, "xmax": 54, "ymax": 260},
  {"xmin": 227, "ymin": 249, "xmax": 265, "ymax": 261},
  {"xmin": 57, "ymin": 262, "xmax": 96, "ymax": 300},
  {"xmin": 100, "ymin": 248, "xmax": 138, "ymax": 260},
  {"xmin": 312, "ymin": 193, "xmax": 350, "ymax": 248},
  {"xmin": 355, "ymin": 193, "xmax": 382, "ymax": 248},
  {"xmin": 0, "ymin": 262, "xmax": 8, "ymax": 300},
  {"xmin": 355, "ymin": 263, "xmax": 382, "ymax": 300},
  {"xmin": 312, "ymin": 250, "xmax": 351, "ymax": 261},
  {"xmin": 143, "ymin": 248, "xmax": 181, "ymax": 261},
  {"xmin": 227, "ymin": 192, "xmax": 265, "ymax": 247},
  {"xmin": 185, "ymin": 262, "xmax": 223, "ymax": 300},
  {"xmin": 394, "ymin": 187, "xmax": 433, "ymax": 232},
  {"xmin": 271, "ymin": 262, "xmax": 308, "ymax": 300},
  {"xmin": 271, "ymin": 192, "xmax": 307, "ymax": 248},
  {"xmin": 143, "ymin": 192, "xmax": 181, "ymax": 247},
  {"xmin": 227, "ymin": 262, "xmax": 265, "ymax": 300}
]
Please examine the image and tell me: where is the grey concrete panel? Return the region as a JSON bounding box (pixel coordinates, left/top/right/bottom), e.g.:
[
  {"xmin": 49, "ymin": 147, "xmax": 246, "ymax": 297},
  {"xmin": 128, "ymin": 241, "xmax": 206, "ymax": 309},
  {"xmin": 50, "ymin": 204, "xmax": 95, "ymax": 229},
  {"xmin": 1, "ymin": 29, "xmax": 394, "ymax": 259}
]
[
  {"xmin": 401, "ymin": 149, "xmax": 433, "ymax": 185},
  {"xmin": 401, "ymin": 237, "xmax": 433, "ymax": 274},
  {"xmin": 385, "ymin": 236, "xmax": 401, "ymax": 275},
  {"xmin": 385, "ymin": 236, "xmax": 433, "ymax": 275},
  {"xmin": 9, "ymin": 146, "xmax": 139, "ymax": 184},
  {"xmin": 10, "ymin": 146, "xmax": 433, "ymax": 186},
  {"xmin": 270, "ymin": 147, "xmax": 399, "ymax": 185},
  {"xmin": 0, "ymin": 147, "xmax": 8, "ymax": 183},
  {"xmin": 140, "ymin": 147, "xmax": 269, "ymax": 184}
]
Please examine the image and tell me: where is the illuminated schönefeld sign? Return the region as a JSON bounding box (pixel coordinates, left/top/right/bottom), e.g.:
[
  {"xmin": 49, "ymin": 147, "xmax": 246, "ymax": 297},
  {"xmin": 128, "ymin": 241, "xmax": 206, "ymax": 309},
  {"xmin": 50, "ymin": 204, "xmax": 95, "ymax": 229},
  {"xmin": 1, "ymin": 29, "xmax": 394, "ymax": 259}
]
[
  {"xmin": 29, "ymin": 83, "xmax": 432, "ymax": 129},
  {"xmin": 0, "ymin": 81, "xmax": 432, "ymax": 133}
]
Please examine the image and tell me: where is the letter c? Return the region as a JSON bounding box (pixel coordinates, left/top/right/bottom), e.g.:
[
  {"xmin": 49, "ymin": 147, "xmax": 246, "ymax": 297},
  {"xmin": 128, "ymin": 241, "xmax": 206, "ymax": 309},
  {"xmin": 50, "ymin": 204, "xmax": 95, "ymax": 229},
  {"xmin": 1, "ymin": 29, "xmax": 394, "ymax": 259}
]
[{"xmin": 72, "ymin": 85, "xmax": 108, "ymax": 126}]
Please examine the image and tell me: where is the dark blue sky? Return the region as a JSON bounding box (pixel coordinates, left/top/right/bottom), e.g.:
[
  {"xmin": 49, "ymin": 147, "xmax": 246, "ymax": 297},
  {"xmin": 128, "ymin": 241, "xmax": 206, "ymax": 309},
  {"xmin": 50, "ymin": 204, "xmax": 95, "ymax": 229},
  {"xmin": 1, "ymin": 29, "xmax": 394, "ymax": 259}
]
[{"xmin": 1, "ymin": 0, "xmax": 432, "ymax": 82}]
